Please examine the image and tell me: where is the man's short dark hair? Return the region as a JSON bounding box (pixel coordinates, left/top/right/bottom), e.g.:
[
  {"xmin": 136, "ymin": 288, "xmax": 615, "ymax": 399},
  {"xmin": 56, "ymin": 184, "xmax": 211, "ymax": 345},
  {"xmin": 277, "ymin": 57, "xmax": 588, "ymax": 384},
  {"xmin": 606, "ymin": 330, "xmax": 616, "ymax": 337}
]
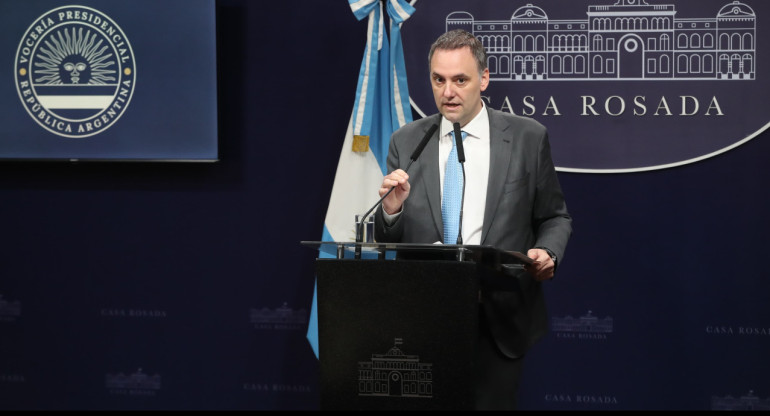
[{"xmin": 428, "ymin": 29, "xmax": 487, "ymax": 76}]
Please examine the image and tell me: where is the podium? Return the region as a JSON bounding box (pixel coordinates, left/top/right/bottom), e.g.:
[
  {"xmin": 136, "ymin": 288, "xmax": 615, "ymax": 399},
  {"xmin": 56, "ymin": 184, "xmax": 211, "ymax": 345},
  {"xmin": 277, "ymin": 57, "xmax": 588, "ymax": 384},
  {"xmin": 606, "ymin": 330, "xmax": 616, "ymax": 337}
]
[{"xmin": 302, "ymin": 241, "xmax": 531, "ymax": 411}]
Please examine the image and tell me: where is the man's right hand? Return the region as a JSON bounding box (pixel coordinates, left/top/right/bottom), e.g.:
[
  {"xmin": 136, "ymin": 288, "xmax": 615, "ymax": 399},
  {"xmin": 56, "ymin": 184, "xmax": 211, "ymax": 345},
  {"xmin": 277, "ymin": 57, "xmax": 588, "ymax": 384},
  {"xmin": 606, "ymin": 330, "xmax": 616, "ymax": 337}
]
[{"xmin": 380, "ymin": 169, "xmax": 410, "ymax": 215}]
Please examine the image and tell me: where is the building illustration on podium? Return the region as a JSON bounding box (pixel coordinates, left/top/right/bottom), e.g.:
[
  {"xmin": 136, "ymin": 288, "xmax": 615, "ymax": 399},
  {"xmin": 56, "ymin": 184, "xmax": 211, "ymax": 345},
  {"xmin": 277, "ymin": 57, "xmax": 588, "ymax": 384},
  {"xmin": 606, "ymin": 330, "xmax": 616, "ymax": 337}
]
[
  {"xmin": 357, "ymin": 338, "xmax": 434, "ymax": 399},
  {"xmin": 446, "ymin": 0, "xmax": 756, "ymax": 81}
]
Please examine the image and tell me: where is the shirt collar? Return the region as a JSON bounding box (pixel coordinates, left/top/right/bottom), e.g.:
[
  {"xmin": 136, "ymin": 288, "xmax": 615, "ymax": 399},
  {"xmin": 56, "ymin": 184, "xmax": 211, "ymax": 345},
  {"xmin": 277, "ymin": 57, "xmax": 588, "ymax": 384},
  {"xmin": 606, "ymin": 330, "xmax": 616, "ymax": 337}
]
[{"xmin": 440, "ymin": 102, "xmax": 488, "ymax": 140}]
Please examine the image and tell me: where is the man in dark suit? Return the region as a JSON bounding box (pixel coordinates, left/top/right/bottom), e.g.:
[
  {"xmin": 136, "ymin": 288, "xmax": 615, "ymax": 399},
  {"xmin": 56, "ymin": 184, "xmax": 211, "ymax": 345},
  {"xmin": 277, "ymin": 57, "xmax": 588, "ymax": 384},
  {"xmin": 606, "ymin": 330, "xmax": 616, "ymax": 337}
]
[{"xmin": 374, "ymin": 29, "xmax": 572, "ymax": 410}]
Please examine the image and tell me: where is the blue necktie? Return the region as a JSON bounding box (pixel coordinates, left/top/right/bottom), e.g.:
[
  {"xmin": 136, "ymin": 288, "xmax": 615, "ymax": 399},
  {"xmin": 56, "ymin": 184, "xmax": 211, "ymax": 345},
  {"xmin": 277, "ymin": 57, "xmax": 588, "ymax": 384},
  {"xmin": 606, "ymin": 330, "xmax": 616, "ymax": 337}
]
[{"xmin": 442, "ymin": 130, "xmax": 467, "ymax": 244}]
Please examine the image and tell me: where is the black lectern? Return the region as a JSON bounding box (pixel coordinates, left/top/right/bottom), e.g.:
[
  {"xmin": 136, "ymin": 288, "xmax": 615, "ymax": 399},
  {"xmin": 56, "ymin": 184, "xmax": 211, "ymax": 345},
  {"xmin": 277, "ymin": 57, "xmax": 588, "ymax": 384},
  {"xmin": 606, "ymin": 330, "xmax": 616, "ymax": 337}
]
[{"xmin": 301, "ymin": 241, "xmax": 531, "ymax": 411}]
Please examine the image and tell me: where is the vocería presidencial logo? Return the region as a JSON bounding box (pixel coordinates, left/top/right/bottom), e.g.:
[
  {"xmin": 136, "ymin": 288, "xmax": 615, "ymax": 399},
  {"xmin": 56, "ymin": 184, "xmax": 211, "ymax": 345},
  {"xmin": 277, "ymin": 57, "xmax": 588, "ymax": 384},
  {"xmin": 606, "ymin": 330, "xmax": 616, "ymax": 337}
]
[{"xmin": 15, "ymin": 5, "xmax": 136, "ymax": 138}]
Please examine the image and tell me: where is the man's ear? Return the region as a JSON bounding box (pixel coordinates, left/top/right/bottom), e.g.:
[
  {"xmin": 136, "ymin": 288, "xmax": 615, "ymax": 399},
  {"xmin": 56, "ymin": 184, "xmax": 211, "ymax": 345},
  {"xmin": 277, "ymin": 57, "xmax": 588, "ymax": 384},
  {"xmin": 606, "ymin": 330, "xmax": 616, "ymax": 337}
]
[{"xmin": 480, "ymin": 68, "xmax": 490, "ymax": 92}]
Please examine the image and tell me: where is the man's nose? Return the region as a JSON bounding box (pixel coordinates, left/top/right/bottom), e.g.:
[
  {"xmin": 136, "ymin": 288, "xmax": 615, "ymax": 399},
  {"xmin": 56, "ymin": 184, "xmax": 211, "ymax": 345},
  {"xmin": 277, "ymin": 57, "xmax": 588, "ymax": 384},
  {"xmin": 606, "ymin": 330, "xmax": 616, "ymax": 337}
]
[{"xmin": 442, "ymin": 83, "xmax": 454, "ymax": 97}]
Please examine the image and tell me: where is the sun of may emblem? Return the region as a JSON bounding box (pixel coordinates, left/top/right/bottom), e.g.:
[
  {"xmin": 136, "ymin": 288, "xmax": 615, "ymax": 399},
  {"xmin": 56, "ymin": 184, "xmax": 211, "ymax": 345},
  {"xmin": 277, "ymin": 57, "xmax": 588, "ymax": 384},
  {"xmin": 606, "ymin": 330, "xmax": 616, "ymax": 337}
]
[{"xmin": 15, "ymin": 6, "xmax": 136, "ymax": 138}]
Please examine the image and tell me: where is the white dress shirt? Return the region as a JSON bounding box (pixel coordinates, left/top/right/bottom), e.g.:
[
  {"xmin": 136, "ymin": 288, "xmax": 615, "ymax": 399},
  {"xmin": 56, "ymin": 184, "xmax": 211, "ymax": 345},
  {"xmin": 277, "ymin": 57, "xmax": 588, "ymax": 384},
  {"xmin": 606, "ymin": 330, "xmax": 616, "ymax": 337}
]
[
  {"xmin": 438, "ymin": 104, "xmax": 490, "ymax": 245},
  {"xmin": 383, "ymin": 104, "xmax": 491, "ymax": 245}
]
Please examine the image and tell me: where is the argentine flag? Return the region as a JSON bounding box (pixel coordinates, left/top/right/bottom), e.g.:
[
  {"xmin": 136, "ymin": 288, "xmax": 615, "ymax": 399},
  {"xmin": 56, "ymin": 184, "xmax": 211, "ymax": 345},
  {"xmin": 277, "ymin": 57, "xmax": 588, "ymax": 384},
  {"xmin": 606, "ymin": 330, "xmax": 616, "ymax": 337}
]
[{"xmin": 306, "ymin": 0, "xmax": 415, "ymax": 359}]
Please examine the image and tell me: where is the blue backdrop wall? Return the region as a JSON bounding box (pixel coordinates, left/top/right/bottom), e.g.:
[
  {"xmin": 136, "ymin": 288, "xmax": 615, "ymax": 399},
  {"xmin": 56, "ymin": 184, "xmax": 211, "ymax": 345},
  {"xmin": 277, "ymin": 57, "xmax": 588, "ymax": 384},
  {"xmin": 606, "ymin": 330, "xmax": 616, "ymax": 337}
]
[{"xmin": 0, "ymin": 0, "xmax": 768, "ymax": 410}]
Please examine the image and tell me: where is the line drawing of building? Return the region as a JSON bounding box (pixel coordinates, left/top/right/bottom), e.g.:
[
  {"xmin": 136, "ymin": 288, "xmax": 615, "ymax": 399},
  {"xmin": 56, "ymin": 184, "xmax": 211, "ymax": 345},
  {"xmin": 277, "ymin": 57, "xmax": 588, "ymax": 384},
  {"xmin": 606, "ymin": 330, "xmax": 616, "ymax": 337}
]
[
  {"xmin": 712, "ymin": 390, "xmax": 770, "ymax": 410},
  {"xmin": 552, "ymin": 310, "xmax": 614, "ymax": 333},
  {"xmin": 357, "ymin": 338, "xmax": 433, "ymax": 399},
  {"xmin": 0, "ymin": 295, "xmax": 21, "ymax": 317},
  {"xmin": 105, "ymin": 368, "xmax": 162, "ymax": 390},
  {"xmin": 446, "ymin": 0, "xmax": 756, "ymax": 81},
  {"xmin": 250, "ymin": 302, "xmax": 307, "ymax": 325}
]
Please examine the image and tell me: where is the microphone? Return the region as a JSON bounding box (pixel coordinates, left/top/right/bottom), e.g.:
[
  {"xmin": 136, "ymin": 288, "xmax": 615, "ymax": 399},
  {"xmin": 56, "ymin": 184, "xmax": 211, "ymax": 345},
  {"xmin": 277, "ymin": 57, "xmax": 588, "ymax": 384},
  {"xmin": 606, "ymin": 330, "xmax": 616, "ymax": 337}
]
[
  {"xmin": 354, "ymin": 124, "xmax": 439, "ymax": 258},
  {"xmin": 409, "ymin": 123, "xmax": 439, "ymax": 163},
  {"xmin": 453, "ymin": 122, "xmax": 466, "ymax": 163},
  {"xmin": 452, "ymin": 122, "xmax": 467, "ymax": 246}
]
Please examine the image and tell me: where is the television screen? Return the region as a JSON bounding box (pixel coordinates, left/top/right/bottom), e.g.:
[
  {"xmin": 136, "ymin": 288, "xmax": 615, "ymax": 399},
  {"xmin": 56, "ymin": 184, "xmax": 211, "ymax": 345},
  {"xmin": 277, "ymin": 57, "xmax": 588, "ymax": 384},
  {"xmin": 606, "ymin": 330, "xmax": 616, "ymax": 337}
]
[{"xmin": 0, "ymin": 0, "xmax": 219, "ymax": 161}]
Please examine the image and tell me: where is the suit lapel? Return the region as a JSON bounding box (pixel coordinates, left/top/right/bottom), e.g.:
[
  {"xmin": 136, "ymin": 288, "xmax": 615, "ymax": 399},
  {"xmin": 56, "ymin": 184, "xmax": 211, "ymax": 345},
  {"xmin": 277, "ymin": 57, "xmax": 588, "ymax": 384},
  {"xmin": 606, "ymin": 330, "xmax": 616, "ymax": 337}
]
[
  {"xmin": 419, "ymin": 116, "xmax": 444, "ymax": 240},
  {"xmin": 482, "ymin": 109, "xmax": 512, "ymax": 245}
]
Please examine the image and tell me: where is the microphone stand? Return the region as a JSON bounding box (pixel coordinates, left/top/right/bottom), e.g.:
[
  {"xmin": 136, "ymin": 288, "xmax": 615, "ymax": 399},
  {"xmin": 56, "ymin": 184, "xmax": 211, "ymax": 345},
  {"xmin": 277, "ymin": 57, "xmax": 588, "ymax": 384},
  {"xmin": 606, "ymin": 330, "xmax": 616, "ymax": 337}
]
[
  {"xmin": 354, "ymin": 124, "xmax": 439, "ymax": 259},
  {"xmin": 452, "ymin": 123, "xmax": 467, "ymax": 261},
  {"xmin": 354, "ymin": 186, "xmax": 396, "ymax": 259},
  {"xmin": 456, "ymin": 163, "xmax": 467, "ymax": 261}
]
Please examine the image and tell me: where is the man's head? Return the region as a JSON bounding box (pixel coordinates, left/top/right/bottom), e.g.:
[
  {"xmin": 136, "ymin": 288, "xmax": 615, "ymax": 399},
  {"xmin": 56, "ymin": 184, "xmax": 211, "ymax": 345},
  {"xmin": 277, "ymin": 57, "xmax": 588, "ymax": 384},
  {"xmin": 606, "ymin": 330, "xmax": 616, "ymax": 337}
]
[{"xmin": 428, "ymin": 29, "xmax": 490, "ymax": 127}]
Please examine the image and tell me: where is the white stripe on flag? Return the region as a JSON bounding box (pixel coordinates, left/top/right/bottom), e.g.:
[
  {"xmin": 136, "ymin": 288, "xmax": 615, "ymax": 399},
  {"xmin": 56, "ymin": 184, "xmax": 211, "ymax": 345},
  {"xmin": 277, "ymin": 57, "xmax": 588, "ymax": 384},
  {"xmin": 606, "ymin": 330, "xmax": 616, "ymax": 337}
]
[
  {"xmin": 324, "ymin": 112, "xmax": 384, "ymax": 243},
  {"xmin": 391, "ymin": 67, "xmax": 407, "ymax": 127},
  {"xmin": 354, "ymin": 12, "xmax": 376, "ymax": 136},
  {"xmin": 388, "ymin": 0, "xmax": 412, "ymax": 21},
  {"xmin": 376, "ymin": 3, "xmax": 384, "ymax": 51},
  {"xmin": 349, "ymin": 0, "xmax": 376, "ymax": 14}
]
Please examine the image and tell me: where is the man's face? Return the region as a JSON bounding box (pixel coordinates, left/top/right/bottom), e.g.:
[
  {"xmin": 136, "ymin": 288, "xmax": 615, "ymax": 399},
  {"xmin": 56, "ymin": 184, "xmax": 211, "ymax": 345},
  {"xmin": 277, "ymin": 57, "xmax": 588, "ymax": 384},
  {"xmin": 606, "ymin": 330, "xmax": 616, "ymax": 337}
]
[{"xmin": 430, "ymin": 47, "xmax": 489, "ymax": 127}]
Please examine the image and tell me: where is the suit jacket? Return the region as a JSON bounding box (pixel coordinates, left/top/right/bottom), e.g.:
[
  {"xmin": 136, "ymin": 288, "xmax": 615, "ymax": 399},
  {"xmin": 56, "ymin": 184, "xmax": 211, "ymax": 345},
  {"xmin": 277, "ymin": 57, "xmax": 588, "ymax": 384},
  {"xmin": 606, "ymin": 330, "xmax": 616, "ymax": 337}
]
[{"xmin": 374, "ymin": 108, "xmax": 572, "ymax": 359}]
